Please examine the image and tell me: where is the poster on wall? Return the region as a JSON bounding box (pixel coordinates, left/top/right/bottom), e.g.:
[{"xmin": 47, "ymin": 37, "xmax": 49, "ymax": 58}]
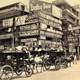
[{"xmin": 3, "ymin": 18, "xmax": 13, "ymax": 27}]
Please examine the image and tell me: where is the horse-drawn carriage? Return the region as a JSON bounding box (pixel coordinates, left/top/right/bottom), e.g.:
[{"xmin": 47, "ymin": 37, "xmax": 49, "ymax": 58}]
[
  {"xmin": 0, "ymin": 48, "xmax": 74, "ymax": 80},
  {"xmin": 0, "ymin": 51, "xmax": 33, "ymax": 80},
  {"xmin": 30, "ymin": 50, "xmax": 65, "ymax": 71},
  {"xmin": 41, "ymin": 50, "xmax": 73, "ymax": 70}
]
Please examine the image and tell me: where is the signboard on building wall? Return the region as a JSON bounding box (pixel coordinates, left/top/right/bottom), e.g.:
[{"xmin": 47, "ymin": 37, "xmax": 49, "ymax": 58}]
[
  {"xmin": 40, "ymin": 36, "xmax": 46, "ymax": 40},
  {"xmin": 40, "ymin": 23, "xmax": 47, "ymax": 30},
  {"xmin": 15, "ymin": 15, "xmax": 26, "ymax": 26},
  {"xmin": 0, "ymin": 34, "xmax": 12, "ymax": 39},
  {"xmin": 39, "ymin": 12, "xmax": 62, "ymax": 24},
  {"xmin": 3, "ymin": 18, "xmax": 13, "ymax": 27},
  {"xmin": 15, "ymin": 14, "xmax": 38, "ymax": 26},
  {"xmin": 20, "ymin": 23, "xmax": 38, "ymax": 31},
  {"xmin": 1, "ymin": 14, "xmax": 38, "ymax": 28},
  {"xmin": 52, "ymin": 5, "xmax": 62, "ymax": 18},
  {"xmin": 30, "ymin": 0, "xmax": 52, "ymax": 13},
  {"xmin": 19, "ymin": 30, "xmax": 38, "ymax": 37},
  {"xmin": 0, "ymin": 45, "xmax": 4, "ymax": 50},
  {"xmin": 21, "ymin": 38, "xmax": 37, "ymax": 42}
]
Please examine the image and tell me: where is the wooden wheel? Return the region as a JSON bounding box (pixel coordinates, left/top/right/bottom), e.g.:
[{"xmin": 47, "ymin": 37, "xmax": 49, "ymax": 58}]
[
  {"xmin": 15, "ymin": 65, "xmax": 23, "ymax": 76},
  {"xmin": 44, "ymin": 60, "xmax": 51, "ymax": 70},
  {"xmin": 55, "ymin": 62, "xmax": 60, "ymax": 70},
  {"xmin": 0, "ymin": 65, "xmax": 13, "ymax": 80},
  {"xmin": 25, "ymin": 65, "xmax": 33, "ymax": 77}
]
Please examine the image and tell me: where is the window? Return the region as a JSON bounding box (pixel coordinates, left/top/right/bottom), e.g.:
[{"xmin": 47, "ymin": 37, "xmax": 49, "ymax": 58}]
[
  {"xmin": 21, "ymin": 5, "xmax": 25, "ymax": 11},
  {"xmin": 15, "ymin": 4, "xmax": 19, "ymax": 8},
  {"xmin": 40, "ymin": 23, "xmax": 47, "ymax": 30},
  {"xmin": 47, "ymin": 25, "xmax": 50, "ymax": 28}
]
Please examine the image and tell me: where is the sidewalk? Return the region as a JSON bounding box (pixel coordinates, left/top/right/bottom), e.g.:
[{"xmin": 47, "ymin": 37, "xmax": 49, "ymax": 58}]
[{"xmin": 14, "ymin": 60, "xmax": 80, "ymax": 80}]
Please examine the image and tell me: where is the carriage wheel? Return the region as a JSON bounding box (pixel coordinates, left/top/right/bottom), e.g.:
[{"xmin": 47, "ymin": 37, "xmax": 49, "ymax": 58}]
[
  {"xmin": 25, "ymin": 65, "xmax": 33, "ymax": 77},
  {"xmin": 62, "ymin": 61, "xmax": 68, "ymax": 68},
  {"xmin": 0, "ymin": 65, "xmax": 13, "ymax": 80},
  {"xmin": 15, "ymin": 68, "xmax": 23, "ymax": 76},
  {"xmin": 15, "ymin": 64, "xmax": 23, "ymax": 76},
  {"xmin": 36, "ymin": 63, "xmax": 43, "ymax": 73},
  {"xmin": 44, "ymin": 61, "xmax": 51, "ymax": 70},
  {"xmin": 45, "ymin": 64, "xmax": 50, "ymax": 70},
  {"xmin": 54, "ymin": 62, "xmax": 60, "ymax": 70}
]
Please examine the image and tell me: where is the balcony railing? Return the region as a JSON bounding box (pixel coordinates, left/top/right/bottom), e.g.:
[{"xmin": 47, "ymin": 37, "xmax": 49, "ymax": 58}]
[
  {"xmin": 0, "ymin": 33, "xmax": 13, "ymax": 39},
  {"xmin": 0, "ymin": 3, "xmax": 28, "ymax": 20},
  {"xmin": 63, "ymin": 14, "xmax": 77, "ymax": 24},
  {"xmin": 19, "ymin": 30, "xmax": 39, "ymax": 37},
  {"xmin": 40, "ymin": 30, "xmax": 63, "ymax": 38},
  {"xmin": 64, "ymin": 9, "xmax": 78, "ymax": 19}
]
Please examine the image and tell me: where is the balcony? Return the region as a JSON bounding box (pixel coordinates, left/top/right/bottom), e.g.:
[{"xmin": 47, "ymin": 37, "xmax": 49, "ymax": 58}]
[
  {"xmin": 53, "ymin": 0, "xmax": 66, "ymax": 6},
  {"xmin": 53, "ymin": 0, "xmax": 78, "ymax": 18},
  {"xmin": 63, "ymin": 14, "xmax": 77, "ymax": 25},
  {"xmin": 19, "ymin": 30, "xmax": 39, "ymax": 37},
  {"xmin": 40, "ymin": 30, "xmax": 63, "ymax": 38},
  {"xmin": 69, "ymin": 26, "xmax": 80, "ymax": 31},
  {"xmin": 0, "ymin": 33, "xmax": 13, "ymax": 39},
  {"xmin": 63, "ymin": 9, "xmax": 78, "ymax": 19}
]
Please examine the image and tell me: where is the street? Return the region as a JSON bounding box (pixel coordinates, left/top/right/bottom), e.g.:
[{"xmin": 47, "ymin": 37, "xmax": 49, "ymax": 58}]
[{"xmin": 13, "ymin": 61, "xmax": 80, "ymax": 80}]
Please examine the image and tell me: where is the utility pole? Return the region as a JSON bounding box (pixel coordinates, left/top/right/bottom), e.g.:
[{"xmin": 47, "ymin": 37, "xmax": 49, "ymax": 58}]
[
  {"xmin": 62, "ymin": 20, "xmax": 69, "ymax": 56},
  {"xmin": 12, "ymin": 17, "xmax": 15, "ymax": 49}
]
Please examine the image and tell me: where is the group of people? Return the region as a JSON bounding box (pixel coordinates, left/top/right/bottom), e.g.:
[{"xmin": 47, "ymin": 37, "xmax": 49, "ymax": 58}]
[{"xmin": 15, "ymin": 45, "xmax": 78, "ymax": 65}]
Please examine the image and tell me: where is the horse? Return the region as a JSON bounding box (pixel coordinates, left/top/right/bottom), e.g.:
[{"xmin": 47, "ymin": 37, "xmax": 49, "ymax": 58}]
[
  {"xmin": 65, "ymin": 55, "xmax": 74, "ymax": 67},
  {"xmin": 30, "ymin": 50, "xmax": 50, "ymax": 73},
  {"xmin": 32, "ymin": 54, "xmax": 44, "ymax": 73}
]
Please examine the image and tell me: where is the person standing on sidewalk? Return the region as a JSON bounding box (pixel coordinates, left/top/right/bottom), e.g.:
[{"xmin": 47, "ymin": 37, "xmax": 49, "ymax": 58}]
[{"xmin": 73, "ymin": 53, "xmax": 77, "ymax": 64}]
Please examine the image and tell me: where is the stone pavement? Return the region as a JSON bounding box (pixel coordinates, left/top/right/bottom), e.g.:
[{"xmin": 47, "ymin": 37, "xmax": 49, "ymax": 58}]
[{"xmin": 13, "ymin": 61, "xmax": 80, "ymax": 80}]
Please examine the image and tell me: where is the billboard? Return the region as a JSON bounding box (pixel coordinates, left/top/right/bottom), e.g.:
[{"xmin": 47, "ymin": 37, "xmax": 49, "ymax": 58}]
[
  {"xmin": 30, "ymin": 0, "xmax": 52, "ymax": 13},
  {"xmin": 52, "ymin": 5, "xmax": 62, "ymax": 18}
]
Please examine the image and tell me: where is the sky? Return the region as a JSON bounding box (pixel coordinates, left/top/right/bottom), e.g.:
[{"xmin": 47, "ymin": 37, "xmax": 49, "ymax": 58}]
[
  {"xmin": 41, "ymin": 0, "xmax": 80, "ymax": 5},
  {"xmin": 0, "ymin": 0, "xmax": 80, "ymax": 7}
]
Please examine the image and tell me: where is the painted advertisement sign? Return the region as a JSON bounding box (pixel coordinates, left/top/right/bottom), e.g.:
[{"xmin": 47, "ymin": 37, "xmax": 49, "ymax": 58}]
[
  {"xmin": 52, "ymin": 5, "xmax": 62, "ymax": 18},
  {"xmin": 3, "ymin": 18, "xmax": 13, "ymax": 27},
  {"xmin": 30, "ymin": 0, "xmax": 52, "ymax": 13},
  {"xmin": 15, "ymin": 14, "xmax": 38, "ymax": 26}
]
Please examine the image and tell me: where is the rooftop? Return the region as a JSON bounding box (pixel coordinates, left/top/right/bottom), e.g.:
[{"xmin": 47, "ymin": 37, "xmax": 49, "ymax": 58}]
[
  {"xmin": 53, "ymin": 0, "xmax": 77, "ymax": 12},
  {"xmin": 0, "ymin": 2, "xmax": 29, "ymax": 20}
]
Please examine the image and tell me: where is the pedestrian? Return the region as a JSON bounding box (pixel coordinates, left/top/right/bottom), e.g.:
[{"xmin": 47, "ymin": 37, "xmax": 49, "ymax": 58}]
[{"xmin": 73, "ymin": 53, "xmax": 77, "ymax": 64}]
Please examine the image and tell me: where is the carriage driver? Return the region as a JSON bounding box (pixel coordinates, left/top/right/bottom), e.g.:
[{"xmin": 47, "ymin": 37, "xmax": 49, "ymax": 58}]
[{"xmin": 22, "ymin": 46, "xmax": 33, "ymax": 61}]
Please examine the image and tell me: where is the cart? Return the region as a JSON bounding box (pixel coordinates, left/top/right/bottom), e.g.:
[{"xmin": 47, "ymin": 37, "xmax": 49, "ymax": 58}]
[{"xmin": 0, "ymin": 51, "xmax": 33, "ymax": 80}]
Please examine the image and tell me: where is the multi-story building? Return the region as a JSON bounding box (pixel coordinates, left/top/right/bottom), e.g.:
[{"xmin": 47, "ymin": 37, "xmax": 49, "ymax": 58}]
[
  {"xmin": 0, "ymin": 2, "xmax": 28, "ymax": 51},
  {"xmin": 53, "ymin": 0, "xmax": 79, "ymax": 57},
  {"xmin": 17, "ymin": 11, "xmax": 62, "ymax": 51},
  {"xmin": 15, "ymin": 0, "xmax": 63, "ymax": 51},
  {"xmin": 0, "ymin": 1, "xmax": 63, "ymax": 52},
  {"xmin": 74, "ymin": 5, "xmax": 80, "ymax": 58}
]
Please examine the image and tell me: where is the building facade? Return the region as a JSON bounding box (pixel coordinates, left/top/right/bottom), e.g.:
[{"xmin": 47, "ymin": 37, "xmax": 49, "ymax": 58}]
[
  {"xmin": 53, "ymin": 0, "xmax": 79, "ymax": 57},
  {"xmin": 0, "ymin": 3, "xmax": 28, "ymax": 51},
  {"xmin": 0, "ymin": 1, "xmax": 63, "ymax": 52},
  {"xmin": 74, "ymin": 5, "xmax": 80, "ymax": 59}
]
